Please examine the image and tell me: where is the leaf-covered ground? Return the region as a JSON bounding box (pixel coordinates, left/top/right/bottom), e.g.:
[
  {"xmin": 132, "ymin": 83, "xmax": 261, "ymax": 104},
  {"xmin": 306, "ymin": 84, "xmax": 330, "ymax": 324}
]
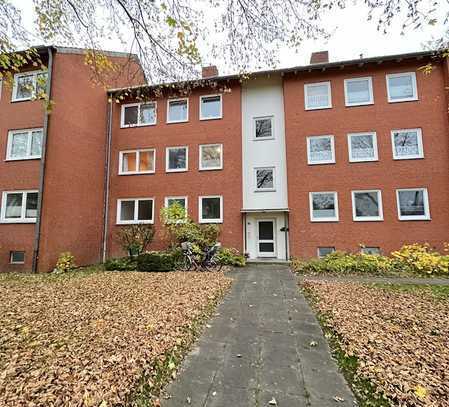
[
  {"xmin": 303, "ymin": 281, "xmax": 449, "ymax": 407},
  {"xmin": 0, "ymin": 271, "xmax": 231, "ymax": 406}
]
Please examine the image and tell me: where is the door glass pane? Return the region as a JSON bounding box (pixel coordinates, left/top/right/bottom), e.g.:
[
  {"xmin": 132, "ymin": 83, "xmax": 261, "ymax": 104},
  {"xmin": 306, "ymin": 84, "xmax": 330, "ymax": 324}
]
[
  {"xmin": 120, "ymin": 201, "xmax": 135, "ymax": 221},
  {"xmin": 258, "ymin": 221, "xmax": 274, "ymax": 240},
  {"xmin": 16, "ymin": 75, "xmax": 34, "ymax": 99},
  {"xmin": 10, "ymin": 132, "xmax": 28, "ymax": 158},
  {"xmin": 201, "ymin": 96, "xmax": 221, "ymax": 118},
  {"xmin": 398, "ymin": 190, "xmax": 425, "ymax": 216},
  {"xmin": 122, "ymin": 152, "xmax": 137, "ymax": 172},
  {"xmin": 202, "ymin": 197, "xmax": 221, "ymax": 220},
  {"xmin": 31, "ymin": 130, "xmax": 43, "ymax": 156},
  {"xmin": 140, "ymin": 103, "xmax": 156, "ymax": 124},
  {"xmin": 354, "ymin": 192, "xmax": 379, "ymax": 217},
  {"xmin": 124, "ymin": 106, "xmax": 138, "ymax": 126},
  {"xmin": 259, "ymin": 242, "xmax": 274, "ymax": 252},
  {"xmin": 168, "ymin": 100, "xmax": 188, "ymax": 122},
  {"xmin": 168, "ymin": 147, "xmax": 187, "ymax": 170},
  {"xmin": 5, "ymin": 193, "xmax": 23, "ymax": 218},
  {"xmin": 25, "ymin": 193, "xmax": 38, "ymax": 218},
  {"xmin": 139, "ymin": 150, "xmax": 154, "ymax": 172},
  {"xmin": 138, "ymin": 200, "xmax": 153, "ymax": 221}
]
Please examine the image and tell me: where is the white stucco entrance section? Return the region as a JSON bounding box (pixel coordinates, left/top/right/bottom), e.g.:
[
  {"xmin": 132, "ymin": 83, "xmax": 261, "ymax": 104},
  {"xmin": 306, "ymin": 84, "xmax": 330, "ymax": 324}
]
[{"xmin": 241, "ymin": 75, "xmax": 289, "ymax": 260}]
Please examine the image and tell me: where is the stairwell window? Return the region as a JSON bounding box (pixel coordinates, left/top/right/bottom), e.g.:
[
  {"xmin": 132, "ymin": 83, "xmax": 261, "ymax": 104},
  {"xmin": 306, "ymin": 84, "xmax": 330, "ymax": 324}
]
[
  {"xmin": 254, "ymin": 167, "xmax": 275, "ymax": 191},
  {"xmin": 396, "ymin": 188, "xmax": 430, "ymax": 220},
  {"xmin": 117, "ymin": 198, "xmax": 154, "ymax": 224},
  {"xmin": 199, "ymin": 196, "xmax": 223, "ymax": 223},
  {"xmin": 309, "ymin": 192, "xmax": 339, "ymax": 222},
  {"xmin": 121, "ymin": 102, "xmax": 156, "ymax": 127},
  {"xmin": 200, "ymin": 144, "xmax": 223, "ymax": 170},
  {"xmin": 304, "ymin": 82, "xmax": 332, "ymax": 110},
  {"xmin": 200, "ymin": 95, "xmax": 222, "ymax": 120},
  {"xmin": 1, "ymin": 191, "xmax": 38, "ymax": 223},
  {"xmin": 386, "ymin": 72, "xmax": 418, "ymax": 103},
  {"xmin": 352, "ymin": 190, "xmax": 383, "ymax": 221},
  {"xmin": 391, "ymin": 128, "xmax": 424, "ymax": 160},
  {"xmin": 119, "ymin": 149, "xmax": 155, "ymax": 175},
  {"xmin": 307, "ymin": 135, "xmax": 335, "ymax": 165},
  {"xmin": 254, "ymin": 116, "xmax": 274, "ymax": 140},
  {"xmin": 12, "ymin": 71, "xmax": 47, "ymax": 102},
  {"xmin": 6, "ymin": 128, "xmax": 43, "ymax": 160},
  {"xmin": 348, "ymin": 132, "xmax": 378, "ymax": 162},
  {"xmin": 166, "ymin": 146, "xmax": 188, "ymax": 172},
  {"xmin": 344, "ymin": 77, "xmax": 374, "ymax": 106},
  {"xmin": 167, "ymin": 98, "xmax": 188, "ymax": 123}
]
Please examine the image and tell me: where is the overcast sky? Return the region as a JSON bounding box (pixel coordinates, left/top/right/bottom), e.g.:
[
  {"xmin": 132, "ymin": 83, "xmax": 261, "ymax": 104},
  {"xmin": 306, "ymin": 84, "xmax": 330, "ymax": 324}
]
[{"xmin": 12, "ymin": 0, "xmax": 448, "ymax": 74}]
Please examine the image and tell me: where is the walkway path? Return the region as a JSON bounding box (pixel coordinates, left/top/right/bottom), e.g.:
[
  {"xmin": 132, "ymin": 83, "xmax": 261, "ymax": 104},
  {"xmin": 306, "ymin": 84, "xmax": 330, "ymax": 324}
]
[
  {"xmin": 300, "ymin": 274, "xmax": 449, "ymax": 286},
  {"xmin": 162, "ymin": 265, "xmax": 356, "ymax": 407}
]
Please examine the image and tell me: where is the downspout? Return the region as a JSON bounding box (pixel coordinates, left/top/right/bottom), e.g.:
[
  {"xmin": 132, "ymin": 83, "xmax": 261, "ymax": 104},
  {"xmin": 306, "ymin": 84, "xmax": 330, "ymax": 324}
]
[
  {"xmin": 102, "ymin": 98, "xmax": 113, "ymax": 262},
  {"xmin": 32, "ymin": 47, "xmax": 54, "ymax": 273}
]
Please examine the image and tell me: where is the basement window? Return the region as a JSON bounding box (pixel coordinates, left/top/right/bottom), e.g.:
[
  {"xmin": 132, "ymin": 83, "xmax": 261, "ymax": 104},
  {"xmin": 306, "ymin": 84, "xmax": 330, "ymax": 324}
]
[
  {"xmin": 10, "ymin": 251, "xmax": 25, "ymax": 264},
  {"xmin": 121, "ymin": 102, "xmax": 156, "ymax": 127},
  {"xmin": 0, "ymin": 191, "xmax": 38, "ymax": 223},
  {"xmin": 6, "ymin": 128, "xmax": 43, "ymax": 160},
  {"xmin": 317, "ymin": 247, "xmax": 335, "ymax": 258},
  {"xmin": 361, "ymin": 247, "xmax": 381, "ymax": 255}
]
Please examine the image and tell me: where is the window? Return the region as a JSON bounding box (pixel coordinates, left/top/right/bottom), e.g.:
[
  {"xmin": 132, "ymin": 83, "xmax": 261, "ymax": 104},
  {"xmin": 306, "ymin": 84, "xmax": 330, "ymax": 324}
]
[
  {"xmin": 307, "ymin": 135, "xmax": 335, "ymax": 164},
  {"xmin": 165, "ymin": 196, "xmax": 187, "ymax": 209},
  {"xmin": 351, "ymin": 190, "xmax": 383, "ymax": 221},
  {"xmin": 167, "ymin": 98, "xmax": 188, "ymax": 123},
  {"xmin": 1, "ymin": 191, "xmax": 38, "ymax": 223},
  {"xmin": 304, "ymin": 82, "xmax": 332, "ymax": 110},
  {"xmin": 396, "ymin": 188, "xmax": 430, "ymax": 220},
  {"xmin": 200, "ymin": 95, "xmax": 222, "ymax": 120},
  {"xmin": 348, "ymin": 132, "xmax": 378, "ymax": 162},
  {"xmin": 10, "ymin": 251, "xmax": 25, "ymax": 264},
  {"xmin": 199, "ymin": 196, "xmax": 223, "ymax": 223},
  {"xmin": 6, "ymin": 128, "xmax": 43, "ymax": 160},
  {"xmin": 317, "ymin": 247, "xmax": 335, "ymax": 258},
  {"xmin": 12, "ymin": 71, "xmax": 48, "ymax": 101},
  {"xmin": 361, "ymin": 247, "xmax": 381, "ymax": 255},
  {"xmin": 391, "ymin": 128, "xmax": 424, "ymax": 160},
  {"xmin": 166, "ymin": 146, "xmax": 188, "ymax": 172},
  {"xmin": 309, "ymin": 192, "xmax": 339, "ymax": 222},
  {"xmin": 386, "ymin": 72, "xmax": 418, "ymax": 103},
  {"xmin": 121, "ymin": 103, "xmax": 156, "ymax": 127},
  {"xmin": 344, "ymin": 77, "xmax": 374, "ymax": 106},
  {"xmin": 254, "ymin": 116, "xmax": 274, "ymax": 140},
  {"xmin": 119, "ymin": 149, "xmax": 155, "ymax": 175},
  {"xmin": 117, "ymin": 198, "xmax": 154, "ymax": 224},
  {"xmin": 199, "ymin": 144, "xmax": 223, "ymax": 170},
  {"xmin": 255, "ymin": 167, "xmax": 275, "ymax": 191}
]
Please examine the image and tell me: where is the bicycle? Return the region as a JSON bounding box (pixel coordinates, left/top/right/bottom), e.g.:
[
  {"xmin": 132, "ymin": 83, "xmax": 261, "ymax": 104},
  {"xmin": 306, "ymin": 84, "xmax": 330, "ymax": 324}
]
[{"xmin": 178, "ymin": 242, "xmax": 223, "ymax": 272}]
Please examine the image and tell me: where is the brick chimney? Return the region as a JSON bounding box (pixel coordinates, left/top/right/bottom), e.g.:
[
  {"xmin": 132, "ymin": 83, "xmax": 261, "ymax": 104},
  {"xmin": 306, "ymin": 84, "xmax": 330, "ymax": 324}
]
[
  {"xmin": 202, "ymin": 65, "xmax": 219, "ymax": 78},
  {"xmin": 310, "ymin": 51, "xmax": 329, "ymax": 64}
]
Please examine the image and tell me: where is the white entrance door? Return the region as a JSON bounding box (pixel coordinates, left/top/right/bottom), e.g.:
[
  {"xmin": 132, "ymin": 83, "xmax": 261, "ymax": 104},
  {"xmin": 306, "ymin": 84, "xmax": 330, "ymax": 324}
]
[{"xmin": 257, "ymin": 219, "xmax": 276, "ymax": 257}]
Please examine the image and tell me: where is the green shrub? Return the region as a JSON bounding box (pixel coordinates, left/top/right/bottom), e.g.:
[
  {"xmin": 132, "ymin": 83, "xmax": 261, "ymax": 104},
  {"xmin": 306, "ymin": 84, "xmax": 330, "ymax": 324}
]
[
  {"xmin": 53, "ymin": 252, "xmax": 76, "ymax": 273},
  {"xmin": 104, "ymin": 257, "xmax": 137, "ymax": 271},
  {"xmin": 391, "ymin": 243, "xmax": 449, "ymax": 275},
  {"xmin": 216, "ymin": 247, "xmax": 246, "ymax": 267},
  {"xmin": 137, "ymin": 252, "xmax": 176, "ymax": 272}
]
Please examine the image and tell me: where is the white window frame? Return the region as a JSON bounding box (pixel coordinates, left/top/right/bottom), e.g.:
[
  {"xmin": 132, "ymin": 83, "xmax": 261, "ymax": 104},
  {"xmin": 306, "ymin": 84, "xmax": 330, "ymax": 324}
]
[
  {"xmin": 317, "ymin": 247, "xmax": 336, "ymax": 258},
  {"xmin": 396, "ymin": 188, "xmax": 430, "ymax": 221},
  {"xmin": 254, "ymin": 167, "xmax": 276, "ymax": 192},
  {"xmin": 199, "ymin": 94, "xmax": 222, "ymax": 120},
  {"xmin": 351, "ymin": 190, "xmax": 384, "ymax": 222},
  {"xmin": 167, "ymin": 98, "xmax": 189, "ymax": 123},
  {"xmin": 253, "ymin": 116, "xmax": 275, "ymax": 141},
  {"xmin": 344, "ymin": 77, "xmax": 374, "ymax": 107},
  {"xmin": 166, "ymin": 146, "xmax": 189, "ymax": 172},
  {"xmin": 386, "ymin": 72, "xmax": 418, "ymax": 103},
  {"xmin": 199, "ymin": 143, "xmax": 223, "ymax": 171},
  {"xmin": 6, "ymin": 128, "xmax": 43, "ymax": 161},
  {"xmin": 309, "ymin": 191, "xmax": 339, "ymax": 222},
  {"xmin": 10, "ymin": 251, "xmax": 25, "ymax": 265},
  {"xmin": 0, "ymin": 190, "xmax": 38, "ymax": 223},
  {"xmin": 391, "ymin": 128, "xmax": 424, "ymax": 160},
  {"xmin": 307, "ymin": 135, "xmax": 335, "ymax": 165},
  {"xmin": 11, "ymin": 70, "xmax": 47, "ymax": 102},
  {"xmin": 199, "ymin": 195, "xmax": 223, "ymax": 223},
  {"xmin": 347, "ymin": 132, "xmax": 378, "ymax": 163},
  {"xmin": 118, "ymin": 149, "xmax": 156, "ymax": 175},
  {"xmin": 304, "ymin": 81, "xmax": 332, "ymax": 110},
  {"xmin": 120, "ymin": 102, "xmax": 157, "ymax": 128},
  {"xmin": 116, "ymin": 198, "xmax": 155, "ymax": 225}
]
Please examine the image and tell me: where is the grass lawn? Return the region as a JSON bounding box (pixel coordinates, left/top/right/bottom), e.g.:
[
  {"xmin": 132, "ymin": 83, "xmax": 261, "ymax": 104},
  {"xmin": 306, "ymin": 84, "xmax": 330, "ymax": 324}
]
[
  {"xmin": 0, "ymin": 268, "xmax": 231, "ymax": 406},
  {"xmin": 302, "ymin": 280, "xmax": 449, "ymax": 407}
]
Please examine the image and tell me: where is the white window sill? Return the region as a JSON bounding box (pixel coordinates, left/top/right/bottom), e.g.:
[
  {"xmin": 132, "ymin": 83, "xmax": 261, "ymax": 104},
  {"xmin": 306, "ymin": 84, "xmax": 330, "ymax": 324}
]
[
  {"xmin": 398, "ymin": 216, "xmax": 431, "ymax": 221},
  {"xmin": 199, "ymin": 115, "xmax": 222, "ymax": 121},
  {"xmin": 199, "ymin": 219, "xmax": 223, "ymax": 224},
  {"xmin": 353, "ymin": 217, "xmax": 384, "ymax": 222},
  {"xmin": 199, "ymin": 166, "xmax": 223, "ymax": 171},
  {"xmin": 116, "ymin": 220, "xmax": 154, "ymax": 225},
  {"xmin": 255, "ymin": 189, "xmax": 276, "ymax": 193},
  {"xmin": 166, "ymin": 119, "xmax": 189, "ymax": 124},
  {"xmin": 0, "ymin": 219, "xmax": 37, "ymax": 224},
  {"xmin": 120, "ymin": 122, "xmax": 156, "ymax": 129},
  {"xmin": 349, "ymin": 158, "xmax": 378, "ymax": 163},
  {"xmin": 253, "ymin": 137, "xmax": 275, "ymax": 142},
  {"xmin": 345, "ymin": 101, "xmax": 374, "ymax": 107},
  {"xmin": 118, "ymin": 171, "xmax": 155, "ymax": 176},
  {"xmin": 11, "ymin": 97, "xmax": 33, "ymax": 103},
  {"xmin": 308, "ymin": 161, "xmax": 336, "ymax": 165},
  {"xmin": 5, "ymin": 157, "xmax": 41, "ymax": 162},
  {"xmin": 388, "ymin": 97, "xmax": 419, "ymax": 103},
  {"xmin": 310, "ymin": 218, "xmax": 339, "ymax": 223},
  {"xmin": 305, "ymin": 105, "xmax": 332, "ymax": 111},
  {"xmin": 393, "ymin": 156, "xmax": 424, "ymax": 161},
  {"xmin": 166, "ymin": 168, "xmax": 188, "ymax": 173}
]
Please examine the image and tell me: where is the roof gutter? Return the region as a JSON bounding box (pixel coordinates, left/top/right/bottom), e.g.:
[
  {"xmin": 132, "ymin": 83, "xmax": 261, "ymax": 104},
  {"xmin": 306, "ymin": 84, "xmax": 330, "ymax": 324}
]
[{"xmin": 32, "ymin": 46, "xmax": 54, "ymax": 273}]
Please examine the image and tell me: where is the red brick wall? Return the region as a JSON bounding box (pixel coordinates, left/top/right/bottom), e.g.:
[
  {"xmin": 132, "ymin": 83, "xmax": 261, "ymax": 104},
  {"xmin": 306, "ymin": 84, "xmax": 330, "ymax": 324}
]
[
  {"xmin": 0, "ymin": 71, "xmax": 45, "ymax": 271},
  {"xmin": 107, "ymin": 85, "xmax": 243, "ymax": 258},
  {"xmin": 284, "ymin": 61, "xmax": 449, "ymax": 258}
]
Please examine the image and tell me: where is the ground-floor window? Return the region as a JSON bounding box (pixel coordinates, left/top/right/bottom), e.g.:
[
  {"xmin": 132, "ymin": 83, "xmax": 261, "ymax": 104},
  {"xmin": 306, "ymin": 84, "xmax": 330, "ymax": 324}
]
[
  {"xmin": 199, "ymin": 195, "xmax": 223, "ymax": 223},
  {"xmin": 309, "ymin": 192, "xmax": 339, "ymax": 222},
  {"xmin": 0, "ymin": 190, "xmax": 38, "ymax": 223},
  {"xmin": 116, "ymin": 198, "xmax": 154, "ymax": 224},
  {"xmin": 351, "ymin": 190, "xmax": 383, "ymax": 221},
  {"xmin": 396, "ymin": 188, "xmax": 430, "ymax": 220}
]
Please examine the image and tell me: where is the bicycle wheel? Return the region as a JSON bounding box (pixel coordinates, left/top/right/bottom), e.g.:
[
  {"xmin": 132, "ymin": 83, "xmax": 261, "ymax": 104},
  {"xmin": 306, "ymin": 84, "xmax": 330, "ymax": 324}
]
[{"xmin": 177, "ymin": 256, "xmax": 193, "ymax": 271}]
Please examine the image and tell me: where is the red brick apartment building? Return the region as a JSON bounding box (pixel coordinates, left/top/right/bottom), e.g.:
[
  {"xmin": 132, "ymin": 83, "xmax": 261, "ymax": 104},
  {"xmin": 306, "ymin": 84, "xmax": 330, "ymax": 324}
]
[{"xmin": 1, "ymin": 46, "xmax": 448, "ymax": 271}]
